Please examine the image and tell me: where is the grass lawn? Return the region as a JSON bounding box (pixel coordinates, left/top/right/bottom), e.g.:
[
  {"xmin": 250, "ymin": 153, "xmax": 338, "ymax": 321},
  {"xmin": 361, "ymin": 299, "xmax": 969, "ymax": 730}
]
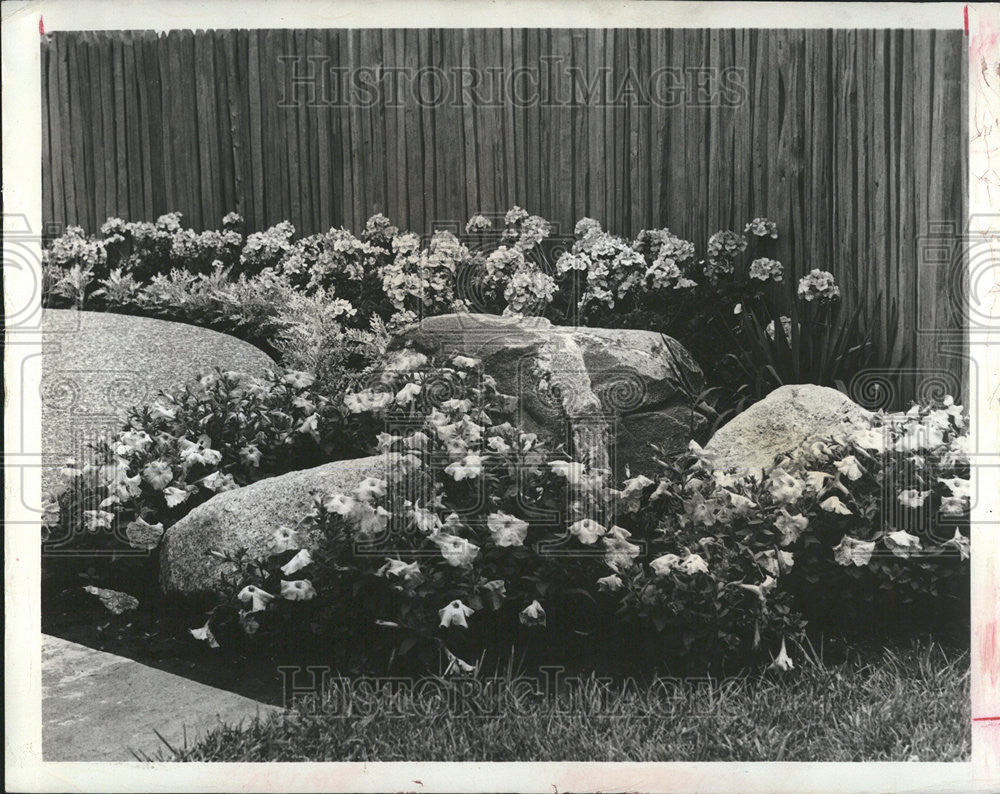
[{"xmin": 168, "ymin": 640, "xmax": 969, "ymax": 762}]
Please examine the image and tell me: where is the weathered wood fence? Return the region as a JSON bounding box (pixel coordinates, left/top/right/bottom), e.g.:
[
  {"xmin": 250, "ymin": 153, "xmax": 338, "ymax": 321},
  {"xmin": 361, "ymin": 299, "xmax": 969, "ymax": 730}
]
[{"xmin": 41, "ymin": 28, "xmax": 967, "ymax": 403}]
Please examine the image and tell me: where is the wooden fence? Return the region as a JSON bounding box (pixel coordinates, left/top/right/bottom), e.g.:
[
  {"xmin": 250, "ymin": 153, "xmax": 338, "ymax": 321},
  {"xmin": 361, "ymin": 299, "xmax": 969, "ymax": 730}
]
[{"xmin": 41, "ymin": 28, "xmax": 967, "ymax": 404}]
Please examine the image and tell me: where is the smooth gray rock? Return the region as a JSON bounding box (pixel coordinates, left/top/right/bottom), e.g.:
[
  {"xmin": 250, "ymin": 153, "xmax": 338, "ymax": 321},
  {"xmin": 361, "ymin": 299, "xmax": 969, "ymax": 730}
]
[
  {"xmin": 42, "ymin": 634, "xmax": 282, "ymax": 761},
  {"xmin": 704, "ymin": 383, "xmax": 874, "ymax": 474},
  {"xmin": 160, "ymin": 456, "xmax": 385, "ymax": 596},
  {"xmin": 400, "ymin": 313, "xmax": 705, "ymax": 476},
  {"xmin": 41, "ymin": 309, "xmax": 276, "ymax": 494}
]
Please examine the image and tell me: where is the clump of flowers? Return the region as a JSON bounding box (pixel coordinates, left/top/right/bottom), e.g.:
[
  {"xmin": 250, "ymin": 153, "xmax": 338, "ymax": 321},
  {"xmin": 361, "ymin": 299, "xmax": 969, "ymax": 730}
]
[
  {"xmin": 797, "ymin": 269, "xmax": 841, "ymax": 302},
  {"xmin": 745, "ymin": 218, "xmax": 779, "ymax": 239},
  {"xmin": 240, "ymin": 221, "xmax": 296, "ymax": 273},
  {"xmin": 465, "ymin": 214, "xmax": 492, "ymax": 234},
  {"xmin": 199, "ymin": 351, "xmax": 832, "ymax": 673},
  {"xmin": 500, "ymin": 205, "xmax": 551, "ymax": 253},
  {"xmin": 379, "ymin": 230, "xmax": 469, "ymax": 325},
  {"xmin": 749, "ymin": 257, "xmax": 784, "ymax": 283},
  {"xmin": 703, "ymin": 230, "xmax": 748, "ymax": 280},
  {"xmin": 556, "ymin": 223, "xmax": 648, "ymax": 312},
  {"xmin": 43, "ymin": 368, "xmax": 349, "ymax": 558}
]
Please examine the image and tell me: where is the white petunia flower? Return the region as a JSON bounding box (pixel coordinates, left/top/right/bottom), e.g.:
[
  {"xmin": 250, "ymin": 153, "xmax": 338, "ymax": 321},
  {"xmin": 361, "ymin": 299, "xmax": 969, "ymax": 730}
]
[
  {"xmin": 834, "ymin": 455, "xmax": 864, "ymax": 481},
  {"xmin": 395, "ymin": 382, "xmax": 422, "ymax": 405},
  {"xmin": 354, "ymin": 476, "xmax": 387, "ymax": 502},
  {"xmin": 820, "ymin": 495, "xmax": 852, "ymax": 515},
  {"xmin": 884, "ymin": 530, "xmax": 922, "ymax": 559},
  {"xmin": 738, "ymin": 575, "xmax": 777, "ymax": 603},
  {"xmin": 445, "ymin": 453, "xmax": 484, "ymax": 481},
  {"xmin": 438, "ymin": 599, "xmax": 474, "ymax": 629},
  {"xmin": 768, "ymin": 637, "xmax": 794, "ymax": 672},
  {"xmin": 679, "ymin": 552, "xmax": 709, "ymax": 575},
  {"xmin": 189, "ymin": 620, "xmax": 220, "ymax": 648},
  {"xmin": 280, "ymin": 579, "xmax": 317, "ymax": 601},
  {"xmin": 597, "ymin": 573, "xmax": 624, "ymax": 592},
  {"xmin": 378, "ymin": 558, "xmax": 422, "ymax": 586},
  {"xmin": 237, "ymin": 585, "xmax": 275, "ymax": 613},
  {"xmin": 775, "ymin": 509, "xmax": 808, "ymax": 546},
  {"xmin": 833, "ymin": 535, "xmax": 876, "ymax": 567},
  {"xmin": 487, "ymin": 511, "xmax": 529, "ymax": 547},
  {"xmin": 280, "ymin": 549, "xmax": 314, "ymax": 575},
  {"xmin": 435, "ymin": 533, "xmax": 480, "ymax": 567},
  {"xmin": 898, "ymin": 489, "xmax": 930, "ymax": 509},
  {"xmin": 141, "ymin": 460, "xmax": 174, "ymax": 491},
  {"xmin": 769, "ymin": 469, "xmax": 805, "ymax": 504},
  {"xmin": 650, "ymin": 553, "xmax": 682, "ymax": 576},
  {"xmin": 943, "ymin": 529, "xmax": 970, "ymax": 561},
  {"xmin": 548, "ymin": 460, "xmax": 587, "ymax": 486},
  {"xmin": 323, "ymin": 493, "xmax": 357, "ymax": 516},
  {"xmin": 487, "ymin": 435, "xmax": 511, "ymax": 453},
  {"xmin": 940, "ymin": 496, "xmax": 967, "ymax": 516},
  {"xmin": 163, "ymin": 485, "xmax": 194, "ymax": 508},
  {"xmin": 938, "ymin": 477, "xmax": 970, "ymax": 499},
  {"xmin": 268, "ymin": 525, "xmax": 301, "ymax": 554},
  {"xmin": 519, "ymin": 599, "xmax": 546, "ymax": 626},
  {"xmin": 568, "ymin": 518, "xmax": 607, "ymax": 545}
]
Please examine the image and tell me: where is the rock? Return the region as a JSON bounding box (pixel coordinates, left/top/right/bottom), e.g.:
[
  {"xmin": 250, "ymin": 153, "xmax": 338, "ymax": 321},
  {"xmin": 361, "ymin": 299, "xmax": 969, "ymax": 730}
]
[
  {"xmin": 160, "ymin": 456, "xmax": 385, "ymax": 596},
  {"xmin": 399, "ymin": 313, "xmax": 705, "ymax": 476},
  {"xmin": 82, "ymin": 586, "xmax": 139, "ymax": 615},
  {"xmin": 704, "ymin": 384, "xmax": 874, "ymax": 474},
  {"xmin": 41, "ymin": 309, "xmax": 277, "ymax": 494}
]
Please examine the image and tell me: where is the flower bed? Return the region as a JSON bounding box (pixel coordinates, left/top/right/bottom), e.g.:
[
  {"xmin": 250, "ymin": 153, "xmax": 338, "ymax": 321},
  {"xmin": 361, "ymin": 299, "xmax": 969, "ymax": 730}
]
[
  {"xmin": 43, "ymin": 207, "xmax": 902, "ymax": 409},
  {"xmin": 41, "ymin": 207, "xmax": 968, "ymax": 677}
]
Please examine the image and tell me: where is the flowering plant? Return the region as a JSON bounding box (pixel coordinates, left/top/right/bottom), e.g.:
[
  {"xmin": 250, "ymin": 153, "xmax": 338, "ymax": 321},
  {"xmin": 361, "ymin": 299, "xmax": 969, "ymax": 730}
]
[
  {"xmin": 200, "ymin": 353, "xmax": 814, "ymax": 673},
  {"xmin": 43, "ymin": 368, "xmax": 354, "ymax": 561}
]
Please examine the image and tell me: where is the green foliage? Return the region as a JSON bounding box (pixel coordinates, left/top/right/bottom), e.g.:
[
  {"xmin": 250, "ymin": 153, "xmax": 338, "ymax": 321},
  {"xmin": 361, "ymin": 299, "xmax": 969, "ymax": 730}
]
[{"xmin": 169, "ymin": 641, "xmax": 970, "ymax": 762}]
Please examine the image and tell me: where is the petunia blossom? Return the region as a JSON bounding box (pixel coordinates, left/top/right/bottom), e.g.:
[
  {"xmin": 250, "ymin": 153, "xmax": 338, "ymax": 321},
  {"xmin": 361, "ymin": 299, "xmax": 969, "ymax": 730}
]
[
  {"xmin": 897, "ymin": 489, "xmax": 930, "ymax": 509},
  {"xmin": 280, "ymin": 549, "xmax": 314, "ymax": 575},
  {"xmin": 438, "ymin": 599, "xmax": 474, "ymax": 629},
  {"xmin": 833, "ymin": 535, "xmax": 876, "ymax": 567},
  {"xmin": 280, "ymin": 579, "xmax": 317, "ymax": 601},
  {"xmin": 237, "ymin": 585, "xmax": 275, "ymax": 612},
  {"xmin": 435, "ymin": 533, "xmax": 480, "ymax": 567},
  {"xmin": 820, "ymin": 495, "xmax": 852, "ymax": 515},
  {"xmin": 597, "ymin": 573, "xmax": 624, "ymax": 592},
  {"xmin": 519, "ymin": 599, "xmax": 546, "ymax": 626},
  {"xmin": 943, "ymin": 529, "xmax": 970, "ymax": 561},
  {"xmin": 768, "ymin": 637, "xmax": 794, "ymax": 672},
  {"xmin": 834, "ymin": 455, "xmax": 864, "ymax": 481},
  {"xmin": 487, "ymin": 511, "xmax": 529, "ymax": 547},
  {"xmin": 884, "ymin": 529, "xmax": 922, "ymax": 559},
  {"xmin": 568, "ymin": 518, "xmax": 607, "ymax": 545}
]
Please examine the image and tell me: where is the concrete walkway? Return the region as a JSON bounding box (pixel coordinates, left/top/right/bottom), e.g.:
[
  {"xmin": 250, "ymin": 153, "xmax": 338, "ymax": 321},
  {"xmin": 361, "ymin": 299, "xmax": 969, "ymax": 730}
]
[{"xmin": 42, "ymin": 634, "xmax": 283, "ymax": 761}]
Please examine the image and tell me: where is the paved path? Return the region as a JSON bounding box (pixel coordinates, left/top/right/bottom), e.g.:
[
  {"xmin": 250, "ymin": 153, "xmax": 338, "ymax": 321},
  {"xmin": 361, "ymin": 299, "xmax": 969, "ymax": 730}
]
[{"xmin": 42, "ymin": 634, "xmax": 283, "ymax": 761}]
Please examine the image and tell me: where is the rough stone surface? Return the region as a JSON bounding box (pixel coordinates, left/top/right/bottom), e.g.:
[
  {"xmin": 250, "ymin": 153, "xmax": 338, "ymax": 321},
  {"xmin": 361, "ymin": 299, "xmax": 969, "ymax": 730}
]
[
  {"xmin": 41, "ymin": 309, "xmax": 277, "ymax": 494},
  {"xmin": 161, "ymin": 456, "xmax": 385, "ymax": 596},
  {"xmin": 704, "ymin": 384, "xmax": 874, "ymax": 474},
  {"xmin": 400, "ymin": 313, "xmax": 705, "ymax": 476},
  {"xmin": 42, "ymin": 634, "xmax": 282, "ymax": 761}
]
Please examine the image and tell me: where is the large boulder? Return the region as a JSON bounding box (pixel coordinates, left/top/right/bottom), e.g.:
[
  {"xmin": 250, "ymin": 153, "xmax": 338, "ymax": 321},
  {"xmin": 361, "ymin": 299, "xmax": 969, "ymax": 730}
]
[
  {"xmin": 399, "ymin": 313, "xmax": 705, "ymax": 476},
  {"xmin": 160, "ymin": 456, "xmax": 384, "ymax": 596},
  {"xmin": 704, "ymin": 384, "xmax": 874, "ymax": 474},
  {"xmin": 41, "ymin": 309, "xmax": 277, "ymax": 494}
]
